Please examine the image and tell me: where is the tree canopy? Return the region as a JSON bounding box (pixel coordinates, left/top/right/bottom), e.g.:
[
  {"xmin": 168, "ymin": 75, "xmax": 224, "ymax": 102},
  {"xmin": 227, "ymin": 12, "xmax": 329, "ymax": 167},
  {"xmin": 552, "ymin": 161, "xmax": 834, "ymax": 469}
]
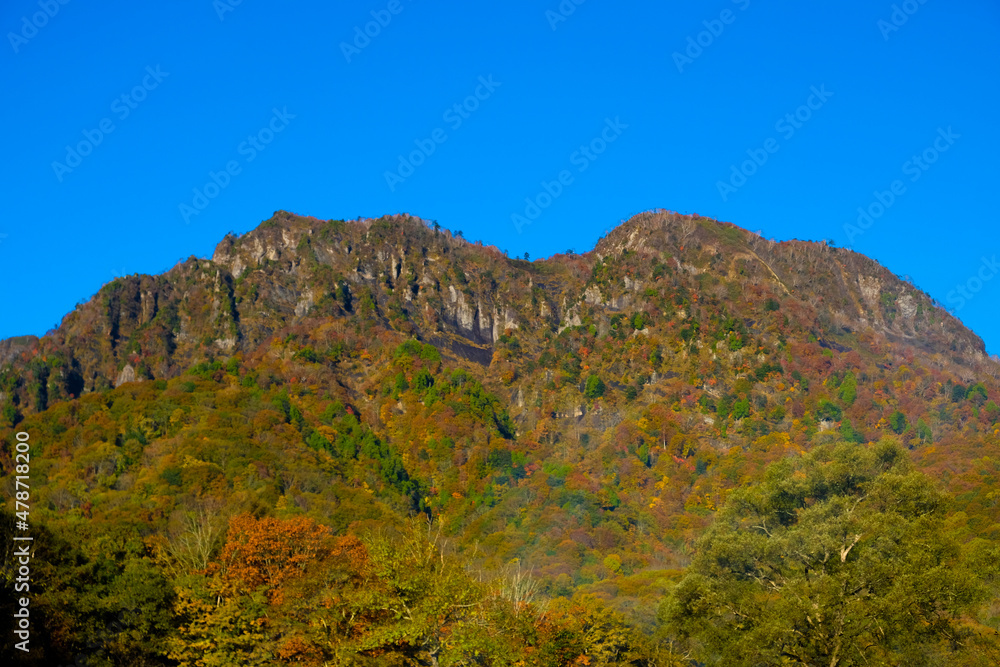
[{"xmin": 659, "ymin": 440, "xmax": 1000, "ymax": 666}]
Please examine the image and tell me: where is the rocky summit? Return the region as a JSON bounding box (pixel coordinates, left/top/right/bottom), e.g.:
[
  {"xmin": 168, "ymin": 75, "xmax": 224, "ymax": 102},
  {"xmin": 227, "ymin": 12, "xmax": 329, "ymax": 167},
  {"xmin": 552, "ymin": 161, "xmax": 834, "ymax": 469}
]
[{"xmin": 2, "ymin": 210, "xmax": 999, "ymax": 665}]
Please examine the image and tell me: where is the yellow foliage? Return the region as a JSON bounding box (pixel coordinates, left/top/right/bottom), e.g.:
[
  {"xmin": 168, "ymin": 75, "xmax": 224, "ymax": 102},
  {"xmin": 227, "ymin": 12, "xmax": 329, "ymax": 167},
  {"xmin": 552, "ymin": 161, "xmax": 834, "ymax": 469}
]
[{"xmin": 754, "ymin": 432, "xmax": 792, "ymax": 452}]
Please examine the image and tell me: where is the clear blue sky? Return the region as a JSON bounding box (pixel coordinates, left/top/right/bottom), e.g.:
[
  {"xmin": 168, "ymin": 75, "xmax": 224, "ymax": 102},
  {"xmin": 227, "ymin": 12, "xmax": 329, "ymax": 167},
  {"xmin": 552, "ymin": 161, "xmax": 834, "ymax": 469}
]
[{"xmin": 2, "ymin": 0, "xmax": 998, "ymax": 353}]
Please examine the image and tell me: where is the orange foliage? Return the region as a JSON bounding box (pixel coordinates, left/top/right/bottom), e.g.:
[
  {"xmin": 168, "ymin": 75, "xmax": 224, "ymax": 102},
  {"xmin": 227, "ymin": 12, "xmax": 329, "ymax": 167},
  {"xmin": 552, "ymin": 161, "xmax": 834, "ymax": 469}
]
[{"xmin": 221, "ymin": 514, "xmax": 338, "ymax": 603}]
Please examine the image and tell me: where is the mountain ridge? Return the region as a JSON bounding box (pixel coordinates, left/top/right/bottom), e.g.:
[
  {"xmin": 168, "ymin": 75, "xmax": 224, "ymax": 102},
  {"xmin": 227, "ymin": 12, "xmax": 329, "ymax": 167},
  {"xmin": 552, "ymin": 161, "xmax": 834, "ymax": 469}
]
[
  {"xmin": 1, "ymin": 209, "xmax": 995, "ymax": 410},
  {"xmin": 2, "ymin": 208, "xmax": 1000, "ymax": 663}
]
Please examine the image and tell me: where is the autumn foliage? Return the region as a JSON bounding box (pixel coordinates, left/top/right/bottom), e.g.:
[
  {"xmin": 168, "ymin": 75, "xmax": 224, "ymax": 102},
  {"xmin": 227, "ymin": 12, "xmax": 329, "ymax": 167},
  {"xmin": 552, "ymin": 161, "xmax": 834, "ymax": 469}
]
[{"xmin": 1, "ymin": 211, "xmax": 999, "ymax": 664}]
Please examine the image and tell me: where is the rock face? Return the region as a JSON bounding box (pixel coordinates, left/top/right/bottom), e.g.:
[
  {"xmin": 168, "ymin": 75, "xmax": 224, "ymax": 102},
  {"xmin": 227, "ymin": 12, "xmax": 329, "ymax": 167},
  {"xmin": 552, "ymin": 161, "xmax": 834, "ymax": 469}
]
[
  {"xmin": 115, "ymin": 364, "xmax": 137, "ymax": 387},
  {"xmin": 447, "ymin": 286, "xmax": 477, "ymax": 334},
  {"xmin": 0, "ymin": 209, "xmax": 995, "ymax": 412},
  {"xmin": 295, "ymin": 289, "xmax": 315, "ymax": 317},
  {"xmin": 0, "ymin": 336, "xmax": 37, "ymax": 365}
]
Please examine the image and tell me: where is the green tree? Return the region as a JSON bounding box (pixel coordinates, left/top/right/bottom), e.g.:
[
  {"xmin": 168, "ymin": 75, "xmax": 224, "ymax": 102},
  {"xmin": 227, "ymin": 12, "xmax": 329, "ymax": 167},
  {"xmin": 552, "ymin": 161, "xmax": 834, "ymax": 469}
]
[
  {"xmin": 413, "ymin": 368, "xmax": 434, "ymax": 392},
  {"xmin": 659, "ymin": 440, "xmax": 999, "ymax": 666},
  {"xmin": 816, "ymin": 398, "xmax": 843, "ymax": 422},
  {"xmin": 916, "ymin": 418, "xmax": 933, "ymax": 443},
  {"xmin": 889, "ymin": 409, "xmax": 908, "ymax": 434},
  {"xmin": 968, "ymin": 382, "xmax": 989, "ymax": 406},
  {"xmin": 584, "ymin": 374, "xmax": 606, "ymax": 399},
  {"xmin": 717, "ymin": 394, "xmax": 734, "ymax": 419},
  {"xmin": 838, "ymin": 371, "xmax": 858, "ymax": 406},
  {"xmin": 839, "ymin": 419, "xmax": 865, "ymax": 444},
  {"xmin": 1, "ymin": 403, "xmax": 18, "ymax": 427}
]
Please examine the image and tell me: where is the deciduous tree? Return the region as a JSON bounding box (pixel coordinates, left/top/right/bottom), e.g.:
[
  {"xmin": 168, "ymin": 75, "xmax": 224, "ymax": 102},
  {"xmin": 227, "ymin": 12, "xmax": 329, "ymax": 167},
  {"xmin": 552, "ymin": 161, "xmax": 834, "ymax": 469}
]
[{"xmin": 659, "ymin": 439, "xmax": 1000, "ymax": 666}]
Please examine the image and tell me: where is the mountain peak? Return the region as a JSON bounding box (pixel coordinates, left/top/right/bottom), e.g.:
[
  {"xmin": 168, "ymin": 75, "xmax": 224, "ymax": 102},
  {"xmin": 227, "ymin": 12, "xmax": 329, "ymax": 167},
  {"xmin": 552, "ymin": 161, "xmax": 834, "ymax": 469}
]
[{"xmin": 0, "ymin": 208, "xmax": 996, "ymax": 409}]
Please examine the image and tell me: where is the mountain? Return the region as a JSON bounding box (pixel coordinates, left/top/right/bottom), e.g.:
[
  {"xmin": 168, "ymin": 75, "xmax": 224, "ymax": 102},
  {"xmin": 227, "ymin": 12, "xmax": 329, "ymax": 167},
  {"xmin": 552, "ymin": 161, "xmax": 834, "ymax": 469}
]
[{"xmin": 2, "ymin": 210, "xmax": 998, "ymax": 664}]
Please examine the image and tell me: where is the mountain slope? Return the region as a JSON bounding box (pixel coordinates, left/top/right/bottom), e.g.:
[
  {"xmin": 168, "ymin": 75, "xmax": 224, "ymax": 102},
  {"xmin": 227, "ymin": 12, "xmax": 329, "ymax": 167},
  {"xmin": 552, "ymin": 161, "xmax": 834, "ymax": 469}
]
[
  {"xmin": 2, "ymin": 210, "xmax": 994, "ymax": 409},
  {"xmin": 1, "ymin": 209, "xmax": 999, "ymax": 660}
]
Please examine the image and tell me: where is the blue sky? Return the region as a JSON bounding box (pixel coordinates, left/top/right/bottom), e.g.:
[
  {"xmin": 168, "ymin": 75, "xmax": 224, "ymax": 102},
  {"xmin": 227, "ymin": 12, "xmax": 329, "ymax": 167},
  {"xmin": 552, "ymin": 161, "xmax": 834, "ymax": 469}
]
[{"xmin": 1, "ymin": 0, "xmax": 998, "ymax": 353}]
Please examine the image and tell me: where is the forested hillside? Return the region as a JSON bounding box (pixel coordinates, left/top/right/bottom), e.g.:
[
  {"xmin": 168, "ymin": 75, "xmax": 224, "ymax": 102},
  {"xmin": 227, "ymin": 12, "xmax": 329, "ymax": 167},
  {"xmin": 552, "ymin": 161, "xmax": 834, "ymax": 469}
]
[{"xmin": 1, "ymin": 210, "xmax": 998, "ymax": 665}]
